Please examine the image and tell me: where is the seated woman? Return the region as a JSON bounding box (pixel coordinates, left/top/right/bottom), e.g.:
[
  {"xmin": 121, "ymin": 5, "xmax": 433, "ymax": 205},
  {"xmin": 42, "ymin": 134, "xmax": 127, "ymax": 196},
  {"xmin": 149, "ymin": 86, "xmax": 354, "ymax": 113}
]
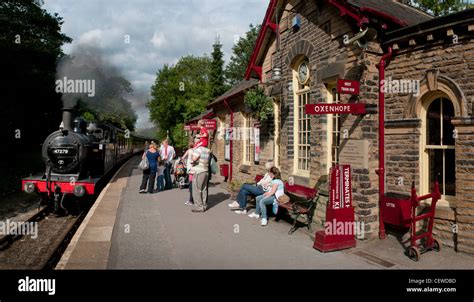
[
  {"xmin": 248, "ymin": 167, "xmax": 284, "ymax": 226},
  {"xmin": 228, "ymin": 161, "xmax": 275, "ymax": 214}
]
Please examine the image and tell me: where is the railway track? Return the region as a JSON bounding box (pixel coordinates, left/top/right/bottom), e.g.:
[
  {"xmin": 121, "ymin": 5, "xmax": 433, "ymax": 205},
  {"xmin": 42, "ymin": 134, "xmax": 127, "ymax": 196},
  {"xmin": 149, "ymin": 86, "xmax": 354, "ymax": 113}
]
[
  {"xmin": 0, "ymin": 156, "xmax": 134, "ymax": 270},
  {"xmin": 0, "ymin": 203, "xmax": 90, "ymax": 269}
]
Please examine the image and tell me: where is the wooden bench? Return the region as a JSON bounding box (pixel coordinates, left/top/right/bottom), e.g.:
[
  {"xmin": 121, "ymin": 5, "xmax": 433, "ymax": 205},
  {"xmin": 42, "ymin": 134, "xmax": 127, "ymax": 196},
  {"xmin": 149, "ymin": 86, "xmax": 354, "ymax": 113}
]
[{"xmin": 276, "ymin": 182, "xmax": 318, "ymax": 235}]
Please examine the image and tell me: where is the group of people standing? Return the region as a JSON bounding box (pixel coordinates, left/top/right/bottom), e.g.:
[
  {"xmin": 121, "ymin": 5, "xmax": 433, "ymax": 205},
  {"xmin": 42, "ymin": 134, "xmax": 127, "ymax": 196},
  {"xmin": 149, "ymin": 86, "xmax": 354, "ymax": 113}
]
[
  {"xmin": 139, "ymin": 139, "xmax": 175, "ymax": 194},
  {"xmin": 139, "ymin": 121, "xmax": 282, "ymax": 222},
  {"xmin": 140, "ymin": 119, "xmax": 214, "ymax": 213}
]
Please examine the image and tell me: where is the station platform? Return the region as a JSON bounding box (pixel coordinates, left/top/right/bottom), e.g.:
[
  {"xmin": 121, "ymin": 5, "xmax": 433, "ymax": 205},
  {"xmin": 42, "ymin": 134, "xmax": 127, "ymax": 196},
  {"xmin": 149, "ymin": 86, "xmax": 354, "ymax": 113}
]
[{"xmin": 57, "ymin": 156, "xmax": 474, "ymax": 269}]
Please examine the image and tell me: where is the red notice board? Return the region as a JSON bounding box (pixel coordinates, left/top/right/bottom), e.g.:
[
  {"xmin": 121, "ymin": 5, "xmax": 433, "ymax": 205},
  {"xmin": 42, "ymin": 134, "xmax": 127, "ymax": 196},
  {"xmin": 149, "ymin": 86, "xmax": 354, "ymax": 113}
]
[{"xmin": 337, "ymin": 79, "xmax": 360, "ymax": 95}]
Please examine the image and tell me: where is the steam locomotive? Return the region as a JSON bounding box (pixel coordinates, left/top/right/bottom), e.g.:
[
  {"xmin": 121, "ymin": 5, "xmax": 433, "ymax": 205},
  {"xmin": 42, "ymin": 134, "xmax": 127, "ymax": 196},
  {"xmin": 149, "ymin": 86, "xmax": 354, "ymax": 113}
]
[{"xmin": 21, "ymin": 108, "xmax": 150, "ymax": 210}]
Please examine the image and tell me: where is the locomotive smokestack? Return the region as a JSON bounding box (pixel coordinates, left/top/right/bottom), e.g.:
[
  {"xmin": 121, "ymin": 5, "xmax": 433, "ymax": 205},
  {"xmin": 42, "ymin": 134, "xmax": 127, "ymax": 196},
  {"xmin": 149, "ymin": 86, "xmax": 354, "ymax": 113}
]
[{"xmin": 61, "ymin": 108, "xmax": 74, "ymax": 130}]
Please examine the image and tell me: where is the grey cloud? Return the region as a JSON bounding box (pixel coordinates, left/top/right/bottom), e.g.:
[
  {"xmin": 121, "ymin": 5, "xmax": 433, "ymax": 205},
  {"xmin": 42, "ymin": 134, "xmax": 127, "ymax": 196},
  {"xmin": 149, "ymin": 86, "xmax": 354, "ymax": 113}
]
[{"xmin": 43, "ymin": 0, "xmax": 267, "ymax": 129}]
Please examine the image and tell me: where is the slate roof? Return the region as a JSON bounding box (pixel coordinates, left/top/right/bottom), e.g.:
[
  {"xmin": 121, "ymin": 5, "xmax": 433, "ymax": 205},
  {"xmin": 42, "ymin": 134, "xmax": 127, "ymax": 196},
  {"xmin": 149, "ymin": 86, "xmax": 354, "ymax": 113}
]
[
  {"xmin": 347, "ymin": 0, "xmax": 433, "ymax": 26},
  {"xmin": 207, "ymin": 79, "xmax": 259, "ymax": 108}
]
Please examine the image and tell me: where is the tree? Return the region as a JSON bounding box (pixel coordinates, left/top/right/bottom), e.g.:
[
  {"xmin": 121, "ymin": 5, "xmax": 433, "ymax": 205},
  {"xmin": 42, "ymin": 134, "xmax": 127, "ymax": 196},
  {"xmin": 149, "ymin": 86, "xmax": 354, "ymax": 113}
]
[
  {"xmin": 225, "ymin": 24, "xmax": 260, "ymax": 86},
  {"xmin": 210, "ymin": 36, "xmax": 227, "ymax": 98},
  {"xmin": 0, "ymin": 0, "xmax": 71, "ymax": 194},
  {"xmin": 401, "ymin": 0, "xmax": 473, "ymax": 16},
  {"xmin": 0, "ymin": 0, "xmax": 72, "ymax": 145},
  {"xmin": 148, "ymin": 55, "xmax": 212, "ymax": 149}
]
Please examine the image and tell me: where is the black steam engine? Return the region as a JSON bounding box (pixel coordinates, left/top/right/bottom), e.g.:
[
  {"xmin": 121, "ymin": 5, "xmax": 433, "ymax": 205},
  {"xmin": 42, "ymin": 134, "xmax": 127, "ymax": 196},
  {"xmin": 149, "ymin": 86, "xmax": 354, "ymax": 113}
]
[{"xmin": 22, "ymin": 108, "xmax": 150, "ymax": 212}]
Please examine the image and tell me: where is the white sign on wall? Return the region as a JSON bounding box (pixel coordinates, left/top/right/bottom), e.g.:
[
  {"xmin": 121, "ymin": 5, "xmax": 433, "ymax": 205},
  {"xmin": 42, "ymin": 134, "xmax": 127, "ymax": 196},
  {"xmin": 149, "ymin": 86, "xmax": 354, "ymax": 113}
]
[
  {"xmin": 254, "ymin": 127, "xmax": 260, "ymax": 163},
  {"xmin": 224, "ymin": 128, "xmax": 231, "ymax": 161}
]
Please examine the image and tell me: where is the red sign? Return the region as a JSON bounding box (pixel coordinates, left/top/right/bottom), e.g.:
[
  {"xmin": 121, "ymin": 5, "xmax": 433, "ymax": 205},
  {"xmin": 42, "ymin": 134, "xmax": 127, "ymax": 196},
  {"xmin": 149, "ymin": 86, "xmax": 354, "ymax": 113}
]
[
  {"xmin": 184, "ymin": 119, "xmax": 217, "ymax": 131},
  {"xmin": 337, "ymin": 79, "xmax": 360, "ymax": 95},
  {"xmin": 329, "ymin": 165, "xmax": 352, "ymax": 210},
  {"xmin": 341, "ymin": 165, "xmax": 352, "ymax": 208},
  {"xmin": 203, "ymin": 119, "xmax": 217, "ymax": 130},
  {"xmin": 184, "ymin": 125, "xmax": 200, "ymax": 131},
  {"xmin": 305, "ymin": 103, "xmax": 366, "ymax": 115},
  {"xmin": 330, "ymin": 166, "xmax": 341, "ymax": 210},
  {"xmin": 314, "ymin": 164, "xmax": 356, "ymax": 252}
]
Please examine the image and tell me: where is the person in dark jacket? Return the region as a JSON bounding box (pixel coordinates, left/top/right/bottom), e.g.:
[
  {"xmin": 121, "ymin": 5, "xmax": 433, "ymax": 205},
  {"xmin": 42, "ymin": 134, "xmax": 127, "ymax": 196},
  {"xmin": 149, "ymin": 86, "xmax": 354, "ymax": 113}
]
[{"xmin": 139, "ymin": 142, "xmax": 160, "ymax": 194}]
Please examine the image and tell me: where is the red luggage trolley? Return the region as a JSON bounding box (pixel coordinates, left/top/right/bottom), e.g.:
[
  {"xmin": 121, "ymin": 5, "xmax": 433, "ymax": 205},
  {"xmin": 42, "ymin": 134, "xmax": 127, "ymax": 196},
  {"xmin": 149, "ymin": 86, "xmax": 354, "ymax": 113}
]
[{"xmin": 407, "ymin": 181, "xmax": 442, "ymax": 261}]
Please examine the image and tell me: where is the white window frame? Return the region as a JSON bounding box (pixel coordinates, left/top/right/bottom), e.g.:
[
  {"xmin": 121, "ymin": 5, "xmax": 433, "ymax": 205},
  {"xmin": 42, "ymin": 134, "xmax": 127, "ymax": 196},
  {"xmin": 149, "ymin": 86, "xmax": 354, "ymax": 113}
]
[
  {"xmin": 274, "ymin": 98, "xmax": 281, "ymax": 168},
  {"xmin": 242, "ymin": 114, "xmax": 252, "ymax": 165},
  {"xmin": 420, "ymin": 95, "xmax": 456, "ymax": 205},
  {"xmin": 292, "ymin": 58, "xmax": 311, "ymax": 177}
]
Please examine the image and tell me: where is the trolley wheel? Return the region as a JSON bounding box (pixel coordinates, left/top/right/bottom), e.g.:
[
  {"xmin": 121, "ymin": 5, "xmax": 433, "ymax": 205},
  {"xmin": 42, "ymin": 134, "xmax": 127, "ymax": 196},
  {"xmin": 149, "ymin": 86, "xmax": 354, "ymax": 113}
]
[
  {"xmin": 433, "ymin": 238, "xmax": 441, "ymax": 252},
  {"xmin": 408, "ymin": 246, "xmax": 420, "ymax": 262}
]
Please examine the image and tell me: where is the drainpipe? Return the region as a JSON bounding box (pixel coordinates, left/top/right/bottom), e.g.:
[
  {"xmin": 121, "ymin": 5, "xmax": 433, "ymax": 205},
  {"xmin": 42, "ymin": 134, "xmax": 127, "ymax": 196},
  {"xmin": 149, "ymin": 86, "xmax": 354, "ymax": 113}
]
[
  {"xmin": 223, "ymin": 99, "xmax": 233, "ymax": 182},
  {"xmin": 377, "ymin": 46, "xmax": 393, "ymax": 240}
]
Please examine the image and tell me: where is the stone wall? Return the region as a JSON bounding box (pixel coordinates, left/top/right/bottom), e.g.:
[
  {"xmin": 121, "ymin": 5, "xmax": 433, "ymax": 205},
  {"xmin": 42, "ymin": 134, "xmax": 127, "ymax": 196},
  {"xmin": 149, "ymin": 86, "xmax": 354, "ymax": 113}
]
[
  {"xmin": 384, "ymin": 34, "xmax": 474, "ymax": 251},
  {"xmin": 260, "ymin": 0, "xmax": 382, "ymax": 239}
]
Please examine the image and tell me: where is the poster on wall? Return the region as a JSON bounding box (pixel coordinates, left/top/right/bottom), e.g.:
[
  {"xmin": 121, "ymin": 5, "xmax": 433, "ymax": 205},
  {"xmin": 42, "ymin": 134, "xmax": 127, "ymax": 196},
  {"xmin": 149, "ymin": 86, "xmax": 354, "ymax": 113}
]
[
  {"xmin": 224, "ymin": 128, "xmax": 231, "ymax": 161},
  {"xmin": 254, "ymin": 127, "xmax": 260, "ymax": 163}
]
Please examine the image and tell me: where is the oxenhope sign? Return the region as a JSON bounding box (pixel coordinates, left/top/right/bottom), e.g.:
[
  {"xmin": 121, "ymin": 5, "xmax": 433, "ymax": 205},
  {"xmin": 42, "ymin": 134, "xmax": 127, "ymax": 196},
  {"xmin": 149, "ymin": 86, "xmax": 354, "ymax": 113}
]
[
  {"xmin": 337, "ymin": 79, "xmax": 359, "ymax": 95},
  {"xmin": 305, "ymin": 103, "xmax": 366, "ymax": 115}
]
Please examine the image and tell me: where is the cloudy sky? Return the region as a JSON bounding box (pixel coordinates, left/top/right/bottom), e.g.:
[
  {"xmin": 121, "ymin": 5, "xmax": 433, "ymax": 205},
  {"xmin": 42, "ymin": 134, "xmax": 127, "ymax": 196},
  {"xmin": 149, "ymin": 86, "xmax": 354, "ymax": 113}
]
[{"xmin": 43, "ymin": 0, "xmax": 268, "ymax": 129}]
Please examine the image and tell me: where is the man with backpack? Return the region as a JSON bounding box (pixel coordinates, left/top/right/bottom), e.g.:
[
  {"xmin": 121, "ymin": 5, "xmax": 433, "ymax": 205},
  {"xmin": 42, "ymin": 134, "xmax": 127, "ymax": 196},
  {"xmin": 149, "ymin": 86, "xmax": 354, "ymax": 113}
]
[{"xmin": 189, "ymin": 146, "xmax": 211, "ymax": 212}]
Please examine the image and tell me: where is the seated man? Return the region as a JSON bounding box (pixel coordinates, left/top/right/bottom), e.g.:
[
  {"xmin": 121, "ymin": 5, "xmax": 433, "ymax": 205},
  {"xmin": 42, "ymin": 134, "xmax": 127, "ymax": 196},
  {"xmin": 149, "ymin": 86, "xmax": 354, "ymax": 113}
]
[{"xmin": 228, "ymin": 161, "xmax": 275, "ymax": 214}]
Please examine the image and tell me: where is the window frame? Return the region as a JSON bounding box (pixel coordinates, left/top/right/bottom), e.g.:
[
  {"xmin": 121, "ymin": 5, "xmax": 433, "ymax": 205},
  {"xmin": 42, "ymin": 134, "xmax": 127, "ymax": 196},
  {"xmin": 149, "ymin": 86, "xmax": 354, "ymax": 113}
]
[
  {"xmin": 292, "ymin": 57, "xmax": 311, "ymax": 177},
  {"xmin": 242, "ymin": 113, "xmax": 253, "ymax": 165},
  {"xmin": 420, "ymin": 95, "xmax": 456, "ymax": 204}
]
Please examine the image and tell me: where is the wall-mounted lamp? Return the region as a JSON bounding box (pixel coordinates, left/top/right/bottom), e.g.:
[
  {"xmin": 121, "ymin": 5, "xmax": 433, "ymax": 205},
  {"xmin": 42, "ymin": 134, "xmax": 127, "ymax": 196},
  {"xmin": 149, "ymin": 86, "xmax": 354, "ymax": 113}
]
[
  {"xmin": 292, "ymin": 14, "xmax": 302, "ymax": 31},
  {"xmin": 272, "ymin": 67, "xmax": 282, "ymax": 82}
]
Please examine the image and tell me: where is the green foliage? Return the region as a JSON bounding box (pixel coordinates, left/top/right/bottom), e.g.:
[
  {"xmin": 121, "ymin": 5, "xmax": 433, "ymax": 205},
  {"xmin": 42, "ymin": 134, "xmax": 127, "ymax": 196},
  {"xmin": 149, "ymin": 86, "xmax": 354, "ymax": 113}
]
[
  {"xmin": 229, "ymin": 179, "xmax": 243, "ymax": 191},
  {"xmin": 225, "ymin": 24, "xmax": 260, "ymax": 86},
  {"xmin": 0, "ymin": 0, "xmax": 71, "ymax": 194},
  {"xmin": 210, "ymin": 38, "xmax": 227, "ymax": 98},
  {"xmin": 171, "ymin": 122, "xmax": 189, "ymax": 150},
  {"xmin": 134, "ymin": 127, "xmax": 160, "ymax": 141},
  {"xmin": 244, "ymin": 86, "xmax": 274, "ymax": 123},
  {"xmin": 402, "ymin": 0, "xmax": 473, "ymax": 16},
  {"xmin": 148, "ymin": 55, "xmax": 212, "ymax": 150},
  {"xmin": 81, "ymin": 111, "xmax": 95, "ymax": 122},
  {"xmin": 1, "ymin": 0, "xmax": 72, "ymax": 145}
]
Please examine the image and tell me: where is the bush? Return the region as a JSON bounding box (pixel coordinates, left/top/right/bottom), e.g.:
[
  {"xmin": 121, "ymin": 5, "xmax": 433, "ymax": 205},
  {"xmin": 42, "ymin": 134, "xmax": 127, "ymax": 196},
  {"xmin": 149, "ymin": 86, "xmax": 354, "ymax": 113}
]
[{"xmin": 244, "ymin": 86, "xmax": 273, "ymax": 123}]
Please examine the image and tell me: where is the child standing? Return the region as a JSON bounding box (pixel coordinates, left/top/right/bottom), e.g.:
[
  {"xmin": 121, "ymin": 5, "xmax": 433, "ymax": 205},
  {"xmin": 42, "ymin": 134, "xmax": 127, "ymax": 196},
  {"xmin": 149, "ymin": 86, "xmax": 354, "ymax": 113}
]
[
  {"xmin": 193, "ymin": 119, "xmax": 209, "ymax": 148},
  {"xmin": 156, "ymin": 159, "xmax": 166, "ymax": 192},
  {"xmin": 182, "ymin": 142, "xmax": 196, "ymax": 206}
]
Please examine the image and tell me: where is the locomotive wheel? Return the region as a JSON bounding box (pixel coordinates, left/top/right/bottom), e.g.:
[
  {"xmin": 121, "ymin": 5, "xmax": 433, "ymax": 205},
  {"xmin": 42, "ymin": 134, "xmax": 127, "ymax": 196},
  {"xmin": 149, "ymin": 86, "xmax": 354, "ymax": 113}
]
[
  {"xmin": 433, "ymin": 238, "xmax": 441, "ymax": 252},
  {"xmin": 408, "ymin": 246, "xmax": 420, "ymax": 262}
]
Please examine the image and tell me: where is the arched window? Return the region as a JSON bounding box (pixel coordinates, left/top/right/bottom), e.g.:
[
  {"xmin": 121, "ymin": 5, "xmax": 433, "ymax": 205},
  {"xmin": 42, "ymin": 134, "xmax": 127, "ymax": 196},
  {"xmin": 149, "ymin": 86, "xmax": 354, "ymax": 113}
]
[
  {"xmin": 292, "ymin": 57, "xmax": 311, "ymax": 176},
  {"xmin": 422, "ymin": 97, "xmax": 456, "ymax": 198}
]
